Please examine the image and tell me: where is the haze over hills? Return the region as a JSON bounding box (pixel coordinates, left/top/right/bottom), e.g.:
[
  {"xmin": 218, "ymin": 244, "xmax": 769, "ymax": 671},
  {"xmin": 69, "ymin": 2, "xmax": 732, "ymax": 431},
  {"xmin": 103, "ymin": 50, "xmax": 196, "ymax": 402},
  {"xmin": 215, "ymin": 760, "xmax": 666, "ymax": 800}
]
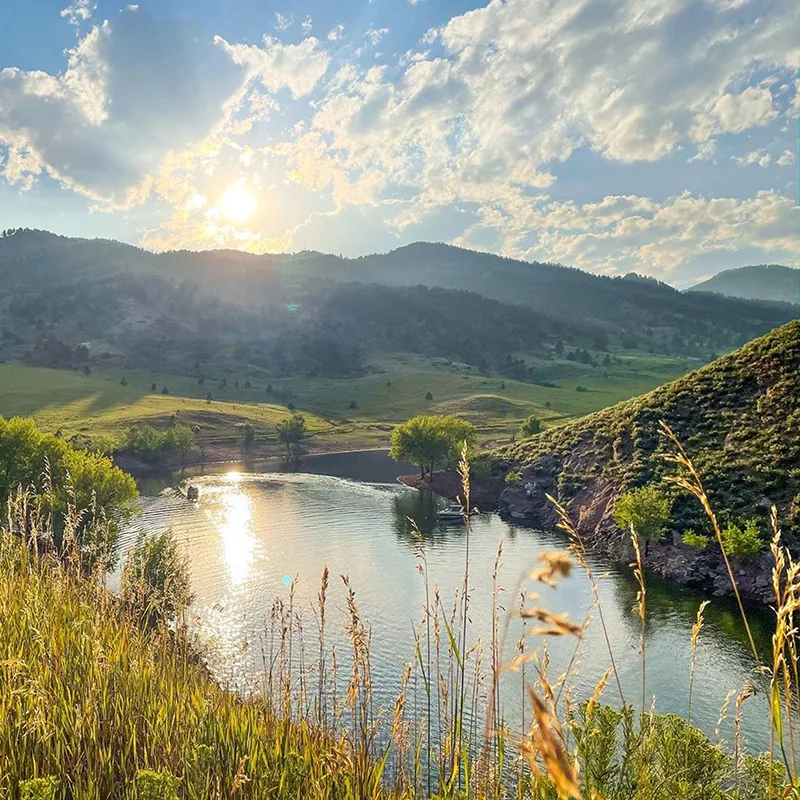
[
  {"xmin": 0, "ymin": 228, "xmax": 795, "ymax": 382},
  {"xmin": 687, "ymin": 264, "xmax": 800, "ymax": 305}
]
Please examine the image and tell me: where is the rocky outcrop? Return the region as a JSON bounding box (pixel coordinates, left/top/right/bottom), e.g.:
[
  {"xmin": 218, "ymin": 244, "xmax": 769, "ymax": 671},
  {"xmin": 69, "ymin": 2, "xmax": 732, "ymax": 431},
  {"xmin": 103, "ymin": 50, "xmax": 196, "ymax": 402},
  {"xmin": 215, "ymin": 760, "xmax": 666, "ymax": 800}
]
[{"xmin": 493, "ymin": 456, "xmax": 776, "ymax": 604}]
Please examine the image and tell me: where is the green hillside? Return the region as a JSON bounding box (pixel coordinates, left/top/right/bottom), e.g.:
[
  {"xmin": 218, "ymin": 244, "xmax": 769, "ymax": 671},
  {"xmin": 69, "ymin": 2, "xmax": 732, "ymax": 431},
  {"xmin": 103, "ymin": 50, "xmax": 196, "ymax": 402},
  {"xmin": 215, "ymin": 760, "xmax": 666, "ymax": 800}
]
[{"xmin": 495, "ymin": 320, "xmax": 800, "ymax": 549}]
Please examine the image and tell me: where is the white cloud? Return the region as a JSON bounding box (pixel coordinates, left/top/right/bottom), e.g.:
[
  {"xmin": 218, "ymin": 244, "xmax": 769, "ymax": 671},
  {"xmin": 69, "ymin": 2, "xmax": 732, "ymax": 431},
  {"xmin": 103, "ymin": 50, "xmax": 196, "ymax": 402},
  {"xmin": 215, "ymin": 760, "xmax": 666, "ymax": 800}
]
[
  {"xmin": 61, "ymin": 0, "xmax": 95, "ymax": 27},
  {"xmin": 217, "ymin": 35, "xmax": 330, "ymax": 98},
  {"xmin": 366, "ymin": 28, "xmax": 389, "ymax": 47},
  {"xmin": 691, "ymin": 86, "xmax": 778, "ymax": 143},
  {"xmin": 777, "ymin": 149, "xmax": 796, "ymax": 166},
  {"xmin": 274, "ymin": 13, "xmax": 293, "ymax": 31},
  {"xmin": 302, "ymin": 16, "xmax": 313, "ymax": 35},
  {"xmin": 327, "ymin": 24, "xmax": 345, "ymax": 42},
  {"xmin": 732, "ymin": 149, "xmax": 771, "ymax": 167}
]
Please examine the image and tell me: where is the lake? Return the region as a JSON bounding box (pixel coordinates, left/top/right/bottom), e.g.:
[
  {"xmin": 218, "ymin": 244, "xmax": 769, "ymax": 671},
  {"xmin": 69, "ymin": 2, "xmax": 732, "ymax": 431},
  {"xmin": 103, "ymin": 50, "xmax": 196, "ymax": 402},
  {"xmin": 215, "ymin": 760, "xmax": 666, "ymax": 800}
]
[{"xmin": 120, "ymin": 450, "xmax": 773, "ymax": 754}]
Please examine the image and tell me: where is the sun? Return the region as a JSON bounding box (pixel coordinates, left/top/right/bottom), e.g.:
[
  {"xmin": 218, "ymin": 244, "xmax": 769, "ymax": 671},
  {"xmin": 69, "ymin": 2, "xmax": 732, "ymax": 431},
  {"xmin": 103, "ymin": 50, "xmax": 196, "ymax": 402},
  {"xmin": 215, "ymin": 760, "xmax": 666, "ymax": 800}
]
[{"xmin": 219, "ymin": 183, "xmax": 257, "ymax": 223}]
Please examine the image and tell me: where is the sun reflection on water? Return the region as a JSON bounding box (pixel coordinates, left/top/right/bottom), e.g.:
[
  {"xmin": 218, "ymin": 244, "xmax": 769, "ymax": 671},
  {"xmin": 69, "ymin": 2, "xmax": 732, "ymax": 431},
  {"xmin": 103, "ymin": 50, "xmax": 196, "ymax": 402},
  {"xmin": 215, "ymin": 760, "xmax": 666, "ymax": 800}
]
[{"xmin": 215, "ymin": 473, "xmax": 256, "ymax": 586}]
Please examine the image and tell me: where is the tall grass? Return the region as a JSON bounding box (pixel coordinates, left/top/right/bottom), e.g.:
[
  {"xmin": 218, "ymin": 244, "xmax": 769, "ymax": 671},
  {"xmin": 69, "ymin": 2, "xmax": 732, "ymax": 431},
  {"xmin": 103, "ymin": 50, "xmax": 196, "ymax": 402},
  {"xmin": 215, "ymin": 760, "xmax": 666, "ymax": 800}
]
[{"xmin": 1, "ymin": 423, "xmax": 799, "ymax": 799}]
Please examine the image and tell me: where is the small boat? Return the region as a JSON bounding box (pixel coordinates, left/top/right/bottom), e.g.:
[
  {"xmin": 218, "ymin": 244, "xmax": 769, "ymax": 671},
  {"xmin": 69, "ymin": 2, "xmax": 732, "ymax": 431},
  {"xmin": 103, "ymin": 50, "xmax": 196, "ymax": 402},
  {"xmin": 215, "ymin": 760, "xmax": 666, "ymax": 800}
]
[
  {"xmin": 185, "ymin": 484, "xmax": 200, "ymax": 502},
  {"xmin": 437, "ymin": 505, "xmax": 468, "ymax": 521}
]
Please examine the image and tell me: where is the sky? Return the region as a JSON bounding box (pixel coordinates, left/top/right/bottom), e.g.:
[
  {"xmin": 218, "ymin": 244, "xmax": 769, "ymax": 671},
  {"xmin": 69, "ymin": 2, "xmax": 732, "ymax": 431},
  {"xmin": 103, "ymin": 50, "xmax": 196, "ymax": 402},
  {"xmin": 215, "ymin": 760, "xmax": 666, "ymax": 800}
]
[{"xmin": 0, "ymin": 0, "xmax": 797, "ymax": 287}]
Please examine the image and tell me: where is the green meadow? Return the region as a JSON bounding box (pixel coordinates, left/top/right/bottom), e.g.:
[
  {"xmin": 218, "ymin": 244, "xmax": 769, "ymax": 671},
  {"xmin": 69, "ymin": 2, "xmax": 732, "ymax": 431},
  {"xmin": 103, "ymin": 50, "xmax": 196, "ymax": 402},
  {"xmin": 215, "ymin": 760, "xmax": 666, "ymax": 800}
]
[{"xmin": 0, "ymin": 351, "xmax": 693, "ymax": 451}]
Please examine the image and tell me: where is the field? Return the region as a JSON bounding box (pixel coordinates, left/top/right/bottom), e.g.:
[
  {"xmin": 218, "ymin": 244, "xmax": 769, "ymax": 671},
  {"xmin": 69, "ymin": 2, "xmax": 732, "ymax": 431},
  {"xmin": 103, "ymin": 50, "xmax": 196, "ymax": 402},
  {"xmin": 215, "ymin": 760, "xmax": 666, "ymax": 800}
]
[{"xmin": 0, "ymin": 351, "xmax": 694, "ymax": 453}]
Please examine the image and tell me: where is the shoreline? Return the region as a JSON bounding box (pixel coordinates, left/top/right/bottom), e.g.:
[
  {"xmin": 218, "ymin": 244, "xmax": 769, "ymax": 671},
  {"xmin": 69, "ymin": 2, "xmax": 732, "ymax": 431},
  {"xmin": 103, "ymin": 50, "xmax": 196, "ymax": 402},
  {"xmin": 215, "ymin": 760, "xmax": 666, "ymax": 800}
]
[{"xmin": 115, "ymin": 444, "xmax": 394, "ymax": 480}]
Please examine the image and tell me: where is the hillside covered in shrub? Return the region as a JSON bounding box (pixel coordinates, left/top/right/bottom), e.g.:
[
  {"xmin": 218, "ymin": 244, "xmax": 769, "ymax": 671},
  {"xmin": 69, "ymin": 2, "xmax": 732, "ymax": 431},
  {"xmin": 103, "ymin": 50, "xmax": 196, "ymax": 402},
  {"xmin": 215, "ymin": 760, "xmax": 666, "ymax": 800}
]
[{"xmin": 492, "ymin": 320, "xmax": 800, "ymax": 589}]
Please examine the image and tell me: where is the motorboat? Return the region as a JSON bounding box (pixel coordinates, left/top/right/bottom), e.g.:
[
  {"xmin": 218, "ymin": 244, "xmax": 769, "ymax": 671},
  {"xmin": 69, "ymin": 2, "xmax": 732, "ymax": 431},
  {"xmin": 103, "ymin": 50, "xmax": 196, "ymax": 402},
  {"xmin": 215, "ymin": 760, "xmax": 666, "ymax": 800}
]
[{"xmin": 436, "ymin": 505, "xmax": 470, "ymax": 521}]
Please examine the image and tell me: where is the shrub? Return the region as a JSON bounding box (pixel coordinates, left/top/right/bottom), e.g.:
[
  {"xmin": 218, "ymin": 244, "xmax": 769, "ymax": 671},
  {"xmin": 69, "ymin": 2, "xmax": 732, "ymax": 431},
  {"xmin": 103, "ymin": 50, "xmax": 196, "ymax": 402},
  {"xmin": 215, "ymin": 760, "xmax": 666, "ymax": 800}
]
[
  {"xmin": 132, "ymin": 770, "xmax": 180, "ymax": 800},
  {"xmin": 19, "ymin": 777, "xmax": 58, "ymax": 800},
  {"xmin": 121, "ymin": 529, "xmax": 192, "ymax": 627},
  {"xmin": 682, "ymin": 530, "xmax": 710, "ymax": 549},
  {"xmin": 425, "ymin": 391, "xmax": 434, "ymax": 401},
  {"xmin": 505, "ymin": 471, "xmax": 521, "ymax": 485},
  {"xmin": 720, "ymin": 519, "xmax": 764, "ymax": 558},
  {"xmin": 614, "ymin": 484, "xmax": 672, "ymax": 552},
  {"xmin": 519, "ymin": 415, "xmax": 542, "ymax": 438}
]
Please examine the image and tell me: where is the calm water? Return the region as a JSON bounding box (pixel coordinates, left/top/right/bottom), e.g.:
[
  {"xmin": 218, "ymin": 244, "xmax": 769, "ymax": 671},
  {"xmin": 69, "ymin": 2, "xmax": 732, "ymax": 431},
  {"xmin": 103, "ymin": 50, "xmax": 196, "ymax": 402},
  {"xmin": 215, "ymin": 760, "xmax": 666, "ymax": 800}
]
[{"xmin": 121, "ymin": 451, "xmax": 774, "ymax": 752}]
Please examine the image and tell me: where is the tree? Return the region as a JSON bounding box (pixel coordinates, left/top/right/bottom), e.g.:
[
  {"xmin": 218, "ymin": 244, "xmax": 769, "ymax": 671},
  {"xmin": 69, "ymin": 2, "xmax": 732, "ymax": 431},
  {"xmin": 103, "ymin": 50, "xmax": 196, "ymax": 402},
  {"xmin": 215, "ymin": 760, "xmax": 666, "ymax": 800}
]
[
  {"xmin": 241, "ymin": 423, "xmax": 255, "ymax": 451},
  {"xmin": 425, "ymin": 391, "xmax": 434, "ymax": 401},
  {"xmin": 0, "ymin": 416, "xmax": 138, "ymax": 563},
  {"xmin": 613, "ymin": 485, "xmax": 672, "ymax": 556},
  {"xmin": 161, "ymin": 386, "xmax": 169, "ymax": 395},
  {"xmin": 150, "ymin": 383, "xmax": 157, "ymax": 392},
  {"xmin": 120, "ymin": 377, "xmax": 128, "ymax": 387},
  {"xmin": 520, "ymin": 415, "xmax": 542, "ymax": 438},
  {"xmin": 163, "ymin": 424, "xmax": 195, "ymax": 464},
  {"xmin": 389, "ymin": 415, "xmax": 476, "ymax": 479},
  {"xmin": 276, "ymin": 414, "xmax": 307, "ymax": 459}
]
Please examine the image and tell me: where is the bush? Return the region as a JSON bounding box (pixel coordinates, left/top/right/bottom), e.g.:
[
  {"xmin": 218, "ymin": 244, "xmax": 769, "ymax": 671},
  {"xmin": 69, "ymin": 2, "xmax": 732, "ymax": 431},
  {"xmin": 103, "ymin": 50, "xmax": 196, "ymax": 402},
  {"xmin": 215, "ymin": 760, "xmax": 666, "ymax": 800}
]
[
  {"xmin": 121, "ymin": 529, "xmax": 192, "ymax": 626},
  {"xmin": 519, "ymin": 415, "xmax": 542, "ymax": 438},
  {"xmin": 19, "ymin": 777, "xmax": 58, "ymax": 800},
  {"xmin": 132, "ymin": 770, "xmax": 180, "ymax": 800},
  {"xmin": 0, "ymin": 417, "xmax": 137, "ymax": 561},
  {"xmin": 613, "ymin": 484, "xmax": 672, "ymax": 549},
  {"xmin": 682, "ymin": 530, "xmax": 709, "ymax": 549},
  {"xmin": 720, "ymin": 519, "xmax": 764, "ymax": 558},
  {"xmin": 505, "ymin": 471, "xmax": 521, "ymax": 484}
]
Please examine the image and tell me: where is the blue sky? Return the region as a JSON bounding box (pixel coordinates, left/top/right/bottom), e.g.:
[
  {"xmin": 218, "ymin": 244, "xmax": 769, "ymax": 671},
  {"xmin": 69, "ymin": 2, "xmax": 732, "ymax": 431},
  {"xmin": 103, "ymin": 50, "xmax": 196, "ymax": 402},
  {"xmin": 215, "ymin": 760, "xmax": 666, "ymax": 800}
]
[{"xmin": 0, "ymin": 0, "xmax": 797, "ymax": 286}]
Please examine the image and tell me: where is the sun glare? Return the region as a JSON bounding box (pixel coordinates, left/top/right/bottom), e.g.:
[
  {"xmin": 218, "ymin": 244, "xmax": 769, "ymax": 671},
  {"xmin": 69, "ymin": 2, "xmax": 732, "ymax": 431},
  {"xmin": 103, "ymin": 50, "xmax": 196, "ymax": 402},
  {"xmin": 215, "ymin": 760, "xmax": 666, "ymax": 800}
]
[{"xmin": 219, "ymin": 183, "xmax": 257, "ymax": 223}]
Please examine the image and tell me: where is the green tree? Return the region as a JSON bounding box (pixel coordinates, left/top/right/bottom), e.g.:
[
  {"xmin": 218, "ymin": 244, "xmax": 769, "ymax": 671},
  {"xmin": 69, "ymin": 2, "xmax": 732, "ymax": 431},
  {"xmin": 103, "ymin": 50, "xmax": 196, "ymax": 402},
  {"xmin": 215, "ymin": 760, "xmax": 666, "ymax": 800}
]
[
  {"xmin": 163, "ymin": 424, "xmax": 195, "ymax": 464},
  {"xmin": 0, "ymin": 416, "xmax": 138, "ymax": 561},
  {"xmin": 276, "ymin": 414, "xmax": 307, "ymax": 459},
  {"xmin": 520, "ymin": 415, "xmax": 542, "ymax": 438},
  {"xmin": 613, "ymin": 484, "xmax": 672, "ymax": 555},
  {"xmin": 389, "ymin": 415, "xmax": 476, "ymax": 478}
]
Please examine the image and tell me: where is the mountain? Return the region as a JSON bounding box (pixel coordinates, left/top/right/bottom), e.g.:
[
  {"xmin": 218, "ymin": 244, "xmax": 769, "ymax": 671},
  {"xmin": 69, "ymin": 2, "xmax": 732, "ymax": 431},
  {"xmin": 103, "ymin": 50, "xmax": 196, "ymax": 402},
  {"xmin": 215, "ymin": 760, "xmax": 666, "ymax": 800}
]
[
  {"xmin": 0, "ymin": 229, "xmax": 796, "ymax": 377},
  {"xmin": 478, "ymin": 320, "xmax": 800, "ymax": 600},
  {"xmin": 688, "ymin": 264, "xmax": 799, "ymax": 304}
]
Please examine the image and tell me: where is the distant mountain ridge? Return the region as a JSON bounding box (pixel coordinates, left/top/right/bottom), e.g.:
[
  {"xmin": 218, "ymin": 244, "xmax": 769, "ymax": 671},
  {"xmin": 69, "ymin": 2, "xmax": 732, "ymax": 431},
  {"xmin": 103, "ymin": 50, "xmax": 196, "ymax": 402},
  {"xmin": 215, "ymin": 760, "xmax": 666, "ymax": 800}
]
[
  {"xmin": 688, "ymin": 264, "xmax": 799, "ymax": 305},
  {"xmin": 0, "ymin": 229, "xmax": 795, "ymax": 370}
]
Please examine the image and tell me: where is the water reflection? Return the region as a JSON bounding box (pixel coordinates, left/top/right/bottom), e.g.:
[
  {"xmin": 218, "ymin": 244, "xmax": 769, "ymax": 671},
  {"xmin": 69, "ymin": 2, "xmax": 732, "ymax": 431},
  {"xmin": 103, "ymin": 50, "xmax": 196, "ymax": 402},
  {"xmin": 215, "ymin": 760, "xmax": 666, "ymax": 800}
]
[{"xmin": 211, "ymin": 472, "xmax": 256, "ymax": 586}]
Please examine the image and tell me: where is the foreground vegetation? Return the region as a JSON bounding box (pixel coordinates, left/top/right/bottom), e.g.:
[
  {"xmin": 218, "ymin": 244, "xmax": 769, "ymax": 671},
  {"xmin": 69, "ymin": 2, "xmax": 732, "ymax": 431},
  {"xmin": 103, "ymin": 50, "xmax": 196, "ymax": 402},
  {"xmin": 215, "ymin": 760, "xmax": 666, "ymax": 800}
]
[{"xmin": 1, "ymin": 426, "xmax": 799, "ymax": 799}]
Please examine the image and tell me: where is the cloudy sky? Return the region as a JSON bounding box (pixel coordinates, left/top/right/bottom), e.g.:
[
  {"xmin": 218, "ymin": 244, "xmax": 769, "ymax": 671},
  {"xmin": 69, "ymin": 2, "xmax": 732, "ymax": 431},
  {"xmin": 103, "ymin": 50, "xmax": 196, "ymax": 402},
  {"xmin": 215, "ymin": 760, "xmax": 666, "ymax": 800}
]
[{"xmin": 0, "ymin": 0, "xmax": 797, "ymax": 286}]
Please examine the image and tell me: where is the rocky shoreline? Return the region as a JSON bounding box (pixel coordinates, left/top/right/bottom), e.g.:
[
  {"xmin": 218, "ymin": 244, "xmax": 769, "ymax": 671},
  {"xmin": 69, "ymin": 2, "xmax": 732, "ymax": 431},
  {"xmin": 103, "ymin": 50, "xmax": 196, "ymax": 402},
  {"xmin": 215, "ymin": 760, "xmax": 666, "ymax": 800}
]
[{"xmin": 402, "ymin": 459, "xmax": 776, "ymax": 605}]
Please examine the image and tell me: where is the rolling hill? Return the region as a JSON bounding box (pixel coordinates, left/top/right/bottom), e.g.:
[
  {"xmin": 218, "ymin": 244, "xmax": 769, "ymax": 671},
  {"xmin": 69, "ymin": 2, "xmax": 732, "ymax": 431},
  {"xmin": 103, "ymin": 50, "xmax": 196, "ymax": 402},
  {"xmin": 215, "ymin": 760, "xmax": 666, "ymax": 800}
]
[{"xmin": 688, "ymin": 264, "xmax": 799, "ymax": 304}]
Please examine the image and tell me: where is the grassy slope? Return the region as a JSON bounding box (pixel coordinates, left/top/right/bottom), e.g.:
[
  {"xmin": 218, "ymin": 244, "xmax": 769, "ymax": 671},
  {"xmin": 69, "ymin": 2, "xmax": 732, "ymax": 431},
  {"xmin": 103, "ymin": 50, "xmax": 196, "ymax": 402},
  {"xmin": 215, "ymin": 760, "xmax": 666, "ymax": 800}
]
[
  {"xmin": 496, "ymin": 320, "xmax": 800, "ymax": 543},
  {"xmin": 0, "ymin": 351, "xmax": 692, "ymax": 450},
  {"xmin": 0, "ymin": 535, "xmax": 375, "ymax": 798}
]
